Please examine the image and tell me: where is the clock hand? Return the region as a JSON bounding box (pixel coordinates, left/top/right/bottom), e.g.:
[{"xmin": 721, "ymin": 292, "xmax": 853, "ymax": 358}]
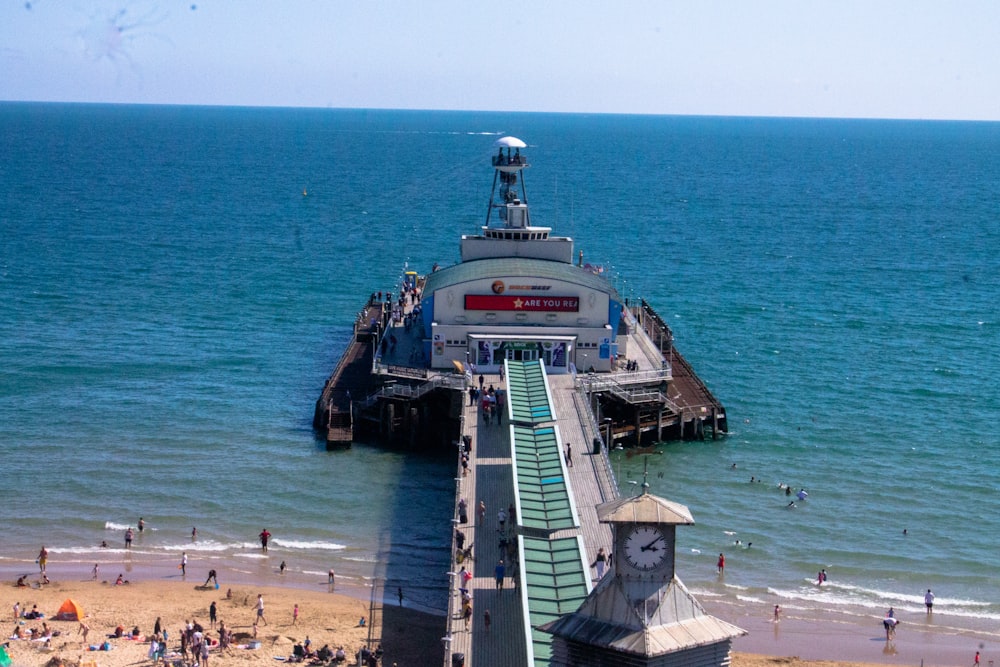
[{"xmin": 641, "ymin": 536, "xmax": 665, "ymax": 552}]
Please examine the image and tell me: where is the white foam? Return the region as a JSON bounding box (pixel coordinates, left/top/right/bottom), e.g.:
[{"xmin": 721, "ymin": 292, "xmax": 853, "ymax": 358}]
[
  {"xmin": 159, "ymin": 541, "xmax": 233, "ymax": 553},
  {"xmin": 270, "ymin": 539, "xmax": 346, "ymax": 551},
  {"xmin": 104, "ymin": 522, "xmax": 132, "ymax": 531}
]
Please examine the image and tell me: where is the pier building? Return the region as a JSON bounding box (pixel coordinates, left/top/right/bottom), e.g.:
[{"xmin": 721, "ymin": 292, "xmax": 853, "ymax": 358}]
[{"xmin": 314, "ymin": 138, "xmax": 727, "ymax": 449}]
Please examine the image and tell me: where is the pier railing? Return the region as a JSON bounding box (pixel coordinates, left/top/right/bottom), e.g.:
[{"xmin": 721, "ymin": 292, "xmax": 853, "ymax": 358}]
[
  {"xmin": 577, "ymin": 370, "xmax": 682, "ymax": 413},
  {"xmin": 570, "ymin": 385, "xmax": 621, "ymax": 503},
  {"xmin": 357, "ymin": 373, "xmax": 468, "ymax": 409}
]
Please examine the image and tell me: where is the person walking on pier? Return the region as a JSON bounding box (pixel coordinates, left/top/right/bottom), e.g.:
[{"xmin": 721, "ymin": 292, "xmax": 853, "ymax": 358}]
[
  {"xmin": 495, "ymin": 560, "xmax": 506, "ymax": 593},
  {"xmin": 564, "ymin": 442, "xmax": 573, "ymax": 467},
  {"xmin": 592, "ymin": 548, "xmax": 608, "ymax": 579},
  {"xmin": 478, "ymin": 501, "xmax": 486, "ymax": 526}
]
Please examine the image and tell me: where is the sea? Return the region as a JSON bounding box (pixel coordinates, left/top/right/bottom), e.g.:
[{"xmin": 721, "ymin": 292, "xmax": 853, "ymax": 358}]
[{"xmin": 2, "ymin": 103, "xmax": 999, "ymax": 642}]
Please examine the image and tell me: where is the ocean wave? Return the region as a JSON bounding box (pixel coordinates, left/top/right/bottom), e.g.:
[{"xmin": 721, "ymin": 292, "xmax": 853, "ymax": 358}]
[
  {"xmin": 341, "ymin": 554, "xmax": 378, "ymax": 564},
  {"xmin": 104, "ymin": 522, "xmax": 133, "ymax": 531},
  {"xmin": 159, "ymin": 541, "xmax": 233, "ymax": 553},
  {"xmin": 765, "ymin": 582, "xmax": 1000, "ymax": 620},
  {"xmin": 270, "ymin": 539, "xmax": 346, "ymax": 551}
]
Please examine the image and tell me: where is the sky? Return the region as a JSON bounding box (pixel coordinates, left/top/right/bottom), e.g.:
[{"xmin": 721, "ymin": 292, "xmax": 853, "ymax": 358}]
[{"xmin": 2, "ymin": 0, "xmax": 999, "ymax": 120}]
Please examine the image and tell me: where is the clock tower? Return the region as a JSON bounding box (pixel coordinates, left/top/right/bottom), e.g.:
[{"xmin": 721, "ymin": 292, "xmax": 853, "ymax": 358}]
[{"xmin": 539, "ymin": 484, "xmax": 746, "ymax": 667}]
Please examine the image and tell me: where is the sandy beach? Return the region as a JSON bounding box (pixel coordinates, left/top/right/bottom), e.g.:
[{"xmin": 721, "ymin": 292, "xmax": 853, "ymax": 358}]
[
  {"xmin": 2, "ymin": 574, "xmax": 446, "ymax": 667},
  {"xmin": 4, "ymin": 559, "xmax": 990, "ymax": 667}
]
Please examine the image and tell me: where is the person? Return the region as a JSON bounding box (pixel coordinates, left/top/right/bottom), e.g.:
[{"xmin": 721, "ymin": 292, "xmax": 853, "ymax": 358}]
[
  {"xmin": 495, "ymin": 559, "xmax": 505, "ymax": 592},
  {"xmin": 717, "ymin": 553, "xmax": 725, "ymax": 574},
  {"xmin": 817, "ymin": 569, "xmax": 827, "ymax": 585},
  {"xmin": 887, "ymin": 607, "xmax": 894, "ymax": 618},
  {"xmin": 13, "ymin": 601, "xmax": 20, "ymax": 620},
  {"xmin": 592, "ymin": 548, "xmax": 608, "ymax": 578},
  {"xmin": 256, "ymin": 594, "xmax": 267, "ymax": 625},
  {"xmin": 883, "ymin": 615, "xmax": 899, "ymax": 639},
  {"xmin": 209, "ymin": 601, "xmax": 217, "ymax": 627},
  {"xmin": 115, "ymin": 573, "xmax": 126, "ymax": 585},
  {"xmin": 463, "ymin": 602, "xmax": 472, "ymax": 629},
  {"xmin": 498, "ymin": 508, "xmax": 507, "ymax": 531},
  {"xmin": 279, "ymin": 560, "xmax": 286, "ymax": 574},
  {"xmin": 125, "ymin": 527, "xmax": 134, "ymax": 548},
  {"xmin": 328, "ymin": 569, "xmax": 336, "ymax": 585},
  {"xmin": 478, "ymin": 500, "xmax": 486, "ymax": 525},
  {"xmin": 100, "ymin": 540, "xmax": 109, "ymax": 548},
  {"xmin": 205, "ymin": 569, "xmax": 218, "ymax": 587},
  {"xmin": 138, "ymin": 517, "xmax": 145, "ymax": 533},
  {"xmin": 925, "ymin": 588, "xmax": 934, "ymax": 614},
  {"xmin": 192, "ymin": 526, "xmax": 198, "ymax": 539},
  {"xmin": 458, "ymin": 498, "xmax": 469, "ymax": 524},
  {"xmin": 459, "ymin": 566, "xmax": 472, "ymax": 586},
  {"xmin": 92, "ymin": 563, "xmax": 99, "ymax": 580},
  {"xmin": 180, "ymin": 551, "xmax": 188, "ymax": 575},
  {"xmin": 16, "ymin": 575, "xmax": 27, "ymax": 587},
  {"xmin": 317, "ymin": 644, "xmax": 332, "ymax": 661},
  {"xmin": 292, "ymin": 603, "xmax": 298, "ymax": 625},
  {"xmin": 259, "ymin": 529, "xmax": 271, "ymax": 552},
  {"xmin": 773, "ymin": 604, "xmax": 781, "ymax": 622},
  {"xmin": 484, "ymin": 609, "xmax": 491, "ymax": 632},
  {"xmin": 358, "ymin": 616, "xmax": 366, "ymax": 627},
  {"xmin": 564, "ymin": 442, "xmax": 573, "ymax": 467},
  {"xmin": 975, "ymin": 651, "xmax": 980, "ymax": 666},
  {"xmin": 78, "ymin": 621, "xmax": 90, "ymax": 641},
  {"xmin": 398, "ymin": 587, "xmax": 403, "ymax": 607},
  {"xmin": 37, "ymin": 546, "xmax": 48, "ymax": 573},
  {"xmin": 455, "ymin": 528, "xmax": 465, "ymax": 552}
]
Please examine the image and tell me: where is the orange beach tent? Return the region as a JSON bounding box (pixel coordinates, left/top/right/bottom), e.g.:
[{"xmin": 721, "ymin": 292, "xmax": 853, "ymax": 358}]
[{"xmin": 54, "ymin": 598, "xmax": 85, "ymax": 621}]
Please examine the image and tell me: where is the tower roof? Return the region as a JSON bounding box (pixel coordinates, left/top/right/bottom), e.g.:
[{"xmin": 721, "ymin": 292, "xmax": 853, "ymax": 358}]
[
  {"xmin": 596, "ymin": 492, "xmax": 695, "ymax": 526},
  {"xmin": 538, "ymin": 575, "xmax": 745, "ymax": 657}
]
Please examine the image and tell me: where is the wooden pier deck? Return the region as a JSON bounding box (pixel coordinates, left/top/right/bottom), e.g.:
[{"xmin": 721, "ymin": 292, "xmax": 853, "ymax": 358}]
[
  {"xmin": 444, "ymin": 372, "xmax": 620, "ymax": 667},
  {"xmin": 313, "ymin": 297, "xmax": 389, "ymax": 445}
]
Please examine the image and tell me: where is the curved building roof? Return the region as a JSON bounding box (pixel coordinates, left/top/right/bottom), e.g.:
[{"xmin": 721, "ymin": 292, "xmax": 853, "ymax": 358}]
[{"xmin": 423, "ymin": 257, "xmax": 617, "ymax": 297}]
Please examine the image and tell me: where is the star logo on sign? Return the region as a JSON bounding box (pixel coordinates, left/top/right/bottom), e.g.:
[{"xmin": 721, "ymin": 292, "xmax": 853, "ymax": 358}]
[{"xmin": 513, "ymin": 298, "xmax": 524, "ymax": 309}]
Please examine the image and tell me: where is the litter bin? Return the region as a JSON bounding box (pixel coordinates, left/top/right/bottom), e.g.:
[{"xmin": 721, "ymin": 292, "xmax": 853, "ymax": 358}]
[
  {"xmin": 592, "ymin": 436, "xmax": 602, "ymax": 455},
  {"xmin": 451, "ymin": 652, "xmax": 465, "ymax": 667}
]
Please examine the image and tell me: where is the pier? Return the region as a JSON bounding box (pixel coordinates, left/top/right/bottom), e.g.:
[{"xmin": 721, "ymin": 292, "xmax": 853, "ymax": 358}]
[
  {"xmin": 313, "ymin": 297, "xmax": 726, "ymax": 450},
  {"xmin": 443, "ymin": 363, "xmax": 620, "ymax": 666}
]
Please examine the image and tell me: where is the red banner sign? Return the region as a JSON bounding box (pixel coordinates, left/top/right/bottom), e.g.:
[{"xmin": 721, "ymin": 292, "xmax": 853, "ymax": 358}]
[{"xmin": 465, "ymin": 295, "xmax": 579, "ymax": 312}]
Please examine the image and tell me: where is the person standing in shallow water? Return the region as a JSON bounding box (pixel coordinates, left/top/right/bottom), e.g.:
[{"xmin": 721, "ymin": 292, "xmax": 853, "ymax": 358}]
[
  {"xmin": 717, "ymin": 553, "xmax": 725, "ymax": 574},
  {"xmin": 259, "ymin": 528, "xmax": 271, "ymax": 553}
]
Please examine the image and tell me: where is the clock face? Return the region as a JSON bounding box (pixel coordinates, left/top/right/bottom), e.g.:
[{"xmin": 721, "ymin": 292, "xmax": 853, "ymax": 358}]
[{"xmin": 623, "ymin": 525, "xmax": 667, "ymax": 571}]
